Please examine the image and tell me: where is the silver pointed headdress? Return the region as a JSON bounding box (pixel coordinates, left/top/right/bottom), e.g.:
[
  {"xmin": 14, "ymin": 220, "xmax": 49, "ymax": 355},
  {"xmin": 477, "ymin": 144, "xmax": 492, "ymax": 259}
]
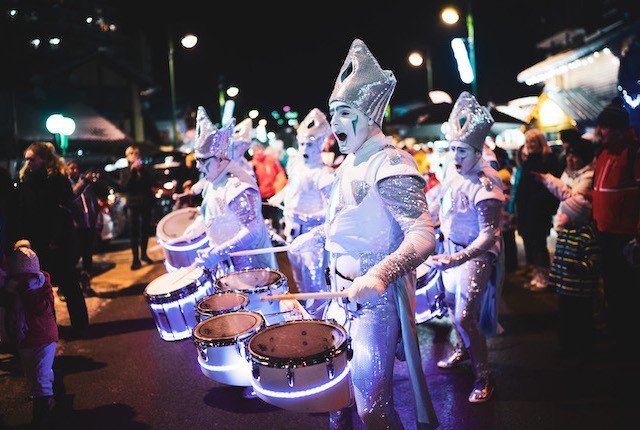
[
  {"xmin": 297, "ymin": 108, "xmax": 331, "ymax": 144},
  {"xmin": 194, "ymin": 106, "xmax": 235, "ymax": 160},
  {"xmin": 231, "ymin": 118, "xmax": 253, "ymax": 161},
  {"xmin": 447, "ymin": 91, "xmax": 494, "ymax": 151},
  {"xmin": 329, "ymin": 39, "xmax": 396, "ymax": 127}
]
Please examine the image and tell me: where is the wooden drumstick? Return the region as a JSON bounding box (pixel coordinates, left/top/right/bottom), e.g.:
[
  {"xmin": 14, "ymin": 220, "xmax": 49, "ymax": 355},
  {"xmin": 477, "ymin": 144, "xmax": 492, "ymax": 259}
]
[
  {"xmin": 229, "ymin": 245, "xmax": 290, "ymax": 257},
  {"xmin": 260, "ymin": 291, "xmax": 349, "ymax": 301}
]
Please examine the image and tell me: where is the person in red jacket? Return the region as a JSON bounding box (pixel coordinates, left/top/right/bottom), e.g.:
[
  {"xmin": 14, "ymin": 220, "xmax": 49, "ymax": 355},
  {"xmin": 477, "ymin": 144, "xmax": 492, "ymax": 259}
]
[
  {"xmin": 1, "ymin": 240, "xmax": 58, "ymax": 427},
  {"xmin": 592, "ymin": 97, "xmax": 640, "ymax": 347},
  {"xmin": 249, "ymin": 142, "xmax": 288, "ymax": 233}
]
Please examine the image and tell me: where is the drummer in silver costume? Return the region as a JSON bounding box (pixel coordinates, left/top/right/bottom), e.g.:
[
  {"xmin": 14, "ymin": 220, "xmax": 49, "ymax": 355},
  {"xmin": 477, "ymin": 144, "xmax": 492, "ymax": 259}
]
[
  {"xmin": 185, "ymin": 107, "xmax": 277, "ymax": 272},
  {"xmin": 426, "ymin": 91, "xmax": 504, "ymax": 403},
  {"xmin": 290, "ymin": 39, "xmax": 437, "ymax": 430},
  {"xmin": 268, "ymin": 108, "xmax": 335, "ymax": 318}
]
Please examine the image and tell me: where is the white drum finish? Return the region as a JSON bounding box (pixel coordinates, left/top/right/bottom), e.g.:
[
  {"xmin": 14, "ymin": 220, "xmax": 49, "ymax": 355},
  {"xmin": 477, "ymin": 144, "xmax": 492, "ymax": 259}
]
[
  {"xmin": 195, "ymin": 291, "xmax": 248, "ymax": 322},
  {"xmin": 215, "ymin": 268, "xmax": 288, "ymax": 316},
  {"xmin": 192, "ymin": 311, "xmax": 265, "ymax": 386},
  {"xmin": 144, "ymin": 267, "xmax": 215, "ymax": 341},
  {"xmin": 415, "ymin": 261, "xmax": 448, "ymax": 324},
  {"xmin": 156, "ymin": 207, "xmax": 209, "ymax": 272},
  {"xmin": 247, "ymin": 319, "xmax": 354, "ymax": 413}
]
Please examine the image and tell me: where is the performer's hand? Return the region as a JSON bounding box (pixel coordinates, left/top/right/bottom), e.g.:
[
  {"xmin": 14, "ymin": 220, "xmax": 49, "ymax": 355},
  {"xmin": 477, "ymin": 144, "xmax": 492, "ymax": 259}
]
[
  {"xmin": 426, "ymin": 254, "xmax": 453, "ymax": 271},
  {"xmin": 195, "ymin": 247, "xmax": 223, "ymax": 269},
  {"xmin": 346, "ymin": 273, "xmax": 386, "ymax": 304}
]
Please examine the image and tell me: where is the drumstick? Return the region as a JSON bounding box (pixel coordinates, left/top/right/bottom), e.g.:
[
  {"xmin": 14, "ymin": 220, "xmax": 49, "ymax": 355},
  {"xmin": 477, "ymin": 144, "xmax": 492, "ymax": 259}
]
[
  {"xmin": 229, "ymin": 245, "xmax": 290, "ymax": 257},
  {"xmin": 260, "ymin": 291, "xmax": 349, "ymax": 301}
]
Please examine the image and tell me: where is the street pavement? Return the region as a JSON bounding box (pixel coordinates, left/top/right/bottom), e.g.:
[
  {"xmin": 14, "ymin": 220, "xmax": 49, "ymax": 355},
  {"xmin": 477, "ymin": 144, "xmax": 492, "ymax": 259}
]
[{"xmin": 0, "ymin": 236, "xmax": 636, "ymax": 430}]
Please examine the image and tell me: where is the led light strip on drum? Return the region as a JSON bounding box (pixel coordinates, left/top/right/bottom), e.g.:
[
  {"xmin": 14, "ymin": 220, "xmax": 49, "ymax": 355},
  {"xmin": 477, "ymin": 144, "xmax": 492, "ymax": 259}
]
[{"xmin": 251, "ymin": 363, "xmax": 351, "ymax": 399}]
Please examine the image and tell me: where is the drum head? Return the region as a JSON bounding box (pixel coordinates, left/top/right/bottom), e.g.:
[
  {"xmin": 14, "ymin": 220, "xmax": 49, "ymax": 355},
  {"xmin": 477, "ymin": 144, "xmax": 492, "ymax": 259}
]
[
  {"xmin": 216, "ymin": 268, "xmax": 283, "ymax": 292},
  {"xmin": 145, "ymin": 266, "xmax": 205, "ymax": 296},
  {"xmin": 248, "ymin": 320, "xmax": 348, "ymax": 366},
  {"xmin": 193, "ymin": 311, "xmax": 264, "ymax": 343},
  {"xmin": 197, "ymin": 291, "xmax": 248, "ymax": 313},
  {"xmin": 156, "ymin": 207, "xmax": 203, "ymax": 243}
]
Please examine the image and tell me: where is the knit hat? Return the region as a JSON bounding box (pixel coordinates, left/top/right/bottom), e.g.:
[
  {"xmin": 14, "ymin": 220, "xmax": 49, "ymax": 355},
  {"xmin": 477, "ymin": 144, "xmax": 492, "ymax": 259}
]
[
  {"xmin": 559, "ymin": 194, "xmax": 591, "ymax": 226},
  {"xmin": 565, "ymin": 138, "xmax": 595, "ymax": 163},
  {"xmin": 559, "ymin": 128, "xmax": 581, "ymax": 145},
  {"xmin": 7, "ymin": 240, "xmax": 41, "ymax": 276},
  {"xmin": 596, "ymin": 97, "xmax": 629, "ymax": 131}
]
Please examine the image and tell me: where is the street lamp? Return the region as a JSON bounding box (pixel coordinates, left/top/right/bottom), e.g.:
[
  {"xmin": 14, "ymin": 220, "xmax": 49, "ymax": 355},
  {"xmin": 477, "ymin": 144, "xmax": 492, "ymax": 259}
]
[
  {"xmin": 168, "ymin": 31, "xmax": 198, "ymax": 146},
  {"xmin": 441, "ymin": 3, "xmax": 477, "ymax": 96},
  {"xmin": 408, "ymin": 51, "xmax": 433, "ymax": 97},
  {"xmin": 46, "ymin": 113, "xmax": 75, "ymax": 156}
]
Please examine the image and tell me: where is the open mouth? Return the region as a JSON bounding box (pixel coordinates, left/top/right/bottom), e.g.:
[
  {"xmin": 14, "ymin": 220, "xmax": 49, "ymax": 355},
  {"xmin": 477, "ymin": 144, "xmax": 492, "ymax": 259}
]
[
  {"xmin": 455, "ymin": 164, "xmax": 462, "ymax": 169},
  {"xmin": 335, "ymin": 132, "xmax": 347, "ymax": 142},
  {"xmin": 303, "ymin": 154, "xmax": 309, "ymax": 159}
]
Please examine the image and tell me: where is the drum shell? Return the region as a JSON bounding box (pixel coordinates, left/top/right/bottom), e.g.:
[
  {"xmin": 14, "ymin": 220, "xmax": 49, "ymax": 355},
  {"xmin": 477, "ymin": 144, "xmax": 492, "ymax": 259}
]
[
  {"xmin": 195, "ymin": 291, "xmax": 249, "ymax": 322},
  {"xmin": 156, "ymin": 207, "xmax": 209, "ymax": 272},
  {"xmin": 144, "ymin": 268, "xmax": 215, "ymax": 341},
  {"xmin": 192, "ymin": 311, "xmax": 265, "ymax": 386},
  {"xmin": 415, "ymin": 261, "xmax": 448, "ymax": 324},
  {"xmin": 247, "ymin": 320, "xmax": 354, "ymax": 413},
  {"xmin": 215, "ymin": 268, "xmax": 289, "ymax": 315}
]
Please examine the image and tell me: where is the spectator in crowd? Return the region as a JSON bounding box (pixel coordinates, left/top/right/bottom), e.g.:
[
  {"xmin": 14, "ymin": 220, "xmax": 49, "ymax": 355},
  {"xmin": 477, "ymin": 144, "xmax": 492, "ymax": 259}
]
[
  {"xmin": 14, "ymin": 142, "xmax": 88, "ymax": 332},
  {"xmin": 290, "ymin": 38, "xmax": 437, "ymax": 429},
  {"xmin": 426, "ymin": 91, "xmax": 504, "ymax": 403},
  {"xmin": 532, "ymin": 138, "xmax": 600, "ymax": 365},
  {"xmin": 119, "ymin": 145, "xmax": 155, "ymax": 270},
  {"xmin": 268, "ymin": 107, "xmax": 335, "ymax": 318},
  {"xmin": 66, "ymin": 160, "xmax": 100, "ymax": 296},
  {"xmin": 558, "ymin": 127, "xmax": 581, "ymax": 171},
  {"xmin": 494, "ymin": 146, "xmax": 517, "ymax": 272},
  {"xmin": 0, "ymin": 164, "xmax": 15, "ymax": 265},
  {"xmin": 513, "ymin": 128, "xmax": 561, "ymax": 291},
  {"xmin": 250, "ymin": 141, "xmax": 288, "ymax": 233},
  {"xmin": 592, "ymin": 97, "xmax": 640, "ymax": 347},
  {"xmin": 0, "ymin": 241, "xmax": 58, "ymax": 427}
]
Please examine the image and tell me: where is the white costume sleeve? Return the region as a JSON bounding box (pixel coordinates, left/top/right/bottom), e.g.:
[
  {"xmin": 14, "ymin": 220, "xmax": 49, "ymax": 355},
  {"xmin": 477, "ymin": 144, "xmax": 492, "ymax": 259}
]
[
  {"xmin": 197, "ymin": 188, "xmax": 266, "ymax": 265},
  {"xmin": 366, "ymin": 175, "xmax": 435, "ymax": 286}
]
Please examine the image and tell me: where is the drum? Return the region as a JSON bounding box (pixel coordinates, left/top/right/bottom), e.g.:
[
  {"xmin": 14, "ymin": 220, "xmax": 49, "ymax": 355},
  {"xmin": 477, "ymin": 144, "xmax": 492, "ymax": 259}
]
[
  {"xmin": 215, "ymin": 268, "xmax": 288, "ymax": 316},
  {"xmin": 195, "ymin": 291, "xmax": 248, "ymax": 322},
  {"xmin": 247, "ymin": 319, "xmax": 354, "ymax": 413},
  {"xmin": 156, "ymin": 207, "xmax": 209, "ymax": 272},
  {"xmin": 192, "ymin": 311, "xmax": 265, "ymax": 386},
  {"xmin": 415, "ymin": 261, "xmax": 448, "ymax": 324},
  {"xmin": 144, "ymin": 266, "xmax": 215, "ymax": 341}
]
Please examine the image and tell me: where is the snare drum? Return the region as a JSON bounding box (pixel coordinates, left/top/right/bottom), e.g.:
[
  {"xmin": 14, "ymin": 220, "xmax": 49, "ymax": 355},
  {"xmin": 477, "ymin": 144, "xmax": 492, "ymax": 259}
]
[
  {"xmin": 215, "ymin": 268, "xmax": 288, "ymax": 316},
  {"xmin": 195, "ymin": 291, "xmax": 248, "ymax": 322},
  {"xmin": 192, "ymin": 311, "xmax": 265, "ymax": 386},
  {"xmin": 415, "ymin": 261, "xmax": 448, "ymax": 324},
  {"xmin": 144, "ymin": 266, "xmax": 215, "ymax": 341},
  {"xmin": 247, "ymin": 319, "xmax": 354, "ymax": 413},
  {"xmin": 156, "ymin": 207, "xmax": 209, "ymax": 272}
]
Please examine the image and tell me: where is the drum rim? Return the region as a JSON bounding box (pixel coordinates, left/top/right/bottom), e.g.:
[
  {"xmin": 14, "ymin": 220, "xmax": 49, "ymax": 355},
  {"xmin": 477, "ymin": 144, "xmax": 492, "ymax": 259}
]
[
  {"xmin": 156, "ymin": 207, "xmax": 204, "ymax": 244},
  {"xmin": 196, "ymin": 291, "xmax": 248, "ymax": 316},
  {"xmin": 144, "ymin": 270, "xmax": 210, "ymax": 303},
  {"xmin": 248, "ymin": 319, "xmax": 351, "ymax": 368},
  {"xmin": 192, "ymin": 311, "xmax": 265, "ymax": 347},
  {"xmin": 215, "ymin": 268, "xmax": 287, "ymax": 294}
]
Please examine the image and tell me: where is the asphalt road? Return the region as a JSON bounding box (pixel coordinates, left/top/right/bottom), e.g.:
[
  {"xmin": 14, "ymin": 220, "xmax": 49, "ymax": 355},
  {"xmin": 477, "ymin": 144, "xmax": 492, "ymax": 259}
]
[{"xmin": 0, "ymin": 236, "xmax": 635, "ymax": 430}]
